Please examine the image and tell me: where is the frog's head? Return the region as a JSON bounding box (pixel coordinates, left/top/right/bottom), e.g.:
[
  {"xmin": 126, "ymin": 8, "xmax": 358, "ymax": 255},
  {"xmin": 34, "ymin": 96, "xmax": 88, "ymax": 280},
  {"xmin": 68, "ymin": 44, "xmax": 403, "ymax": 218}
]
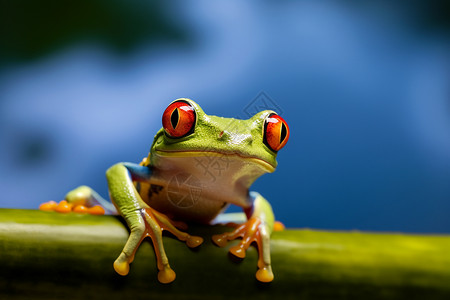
[{"xmin": 150, "ymin": 98, "xmax": 289, "ymax": 175}]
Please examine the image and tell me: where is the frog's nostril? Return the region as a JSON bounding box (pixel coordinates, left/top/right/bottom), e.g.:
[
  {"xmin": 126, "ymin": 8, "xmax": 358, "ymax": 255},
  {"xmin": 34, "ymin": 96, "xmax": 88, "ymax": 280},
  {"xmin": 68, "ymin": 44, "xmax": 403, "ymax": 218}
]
[{"xmin": 218, "ymin": 131, "xmax": 224, "ymax": 138}]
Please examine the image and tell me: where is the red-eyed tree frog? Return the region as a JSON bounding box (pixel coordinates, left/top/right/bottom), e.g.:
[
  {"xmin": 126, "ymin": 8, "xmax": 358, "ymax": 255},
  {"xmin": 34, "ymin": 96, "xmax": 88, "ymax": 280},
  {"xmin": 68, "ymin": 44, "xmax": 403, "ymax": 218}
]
[{"xmin": 40, "ymin": 99, "xmax": 289, "ymax": 283}]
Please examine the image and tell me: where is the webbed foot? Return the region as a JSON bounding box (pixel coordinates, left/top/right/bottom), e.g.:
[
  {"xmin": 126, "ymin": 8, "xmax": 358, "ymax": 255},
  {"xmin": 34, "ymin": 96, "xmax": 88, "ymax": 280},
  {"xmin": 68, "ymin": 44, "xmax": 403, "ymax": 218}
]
[
  {"xmin": 212, "ymin": 217, "xmax": 274, "ymax": 282},
  {"xmin": 39, "ymin": 200, "xmax": 105, "ymax": 215},
  {"xmin": 114, "ymin": 207, "xmax": 203, "ymax": 284},
  {"xmin": 40, "ymin": 186, "xmax": 117, "ymax": 215}
]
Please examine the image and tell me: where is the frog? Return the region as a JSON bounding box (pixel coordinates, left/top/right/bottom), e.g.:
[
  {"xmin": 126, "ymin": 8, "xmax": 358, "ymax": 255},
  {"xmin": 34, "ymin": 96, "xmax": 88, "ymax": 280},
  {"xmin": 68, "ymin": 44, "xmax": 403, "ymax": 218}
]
[{"xmin": 40, "ymin": 98, "xmax": 289, "ymax": 283}]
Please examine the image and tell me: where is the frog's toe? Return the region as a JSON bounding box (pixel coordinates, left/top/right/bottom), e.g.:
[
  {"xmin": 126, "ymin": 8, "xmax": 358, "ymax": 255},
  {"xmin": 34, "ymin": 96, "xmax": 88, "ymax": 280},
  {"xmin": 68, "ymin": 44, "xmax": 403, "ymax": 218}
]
[
  {"xmin": 256, "ymin": 265, "xmax": 274, "ymax": 283},
  {"xmin": 212, "ymin": 217, "xmax": 275, "ymax": 283},
  {"xmin": 229, "ymin": 244, "xmax": 247, "ymax": 259},
  {"xmin": 211, "ymin": 233, "xmax": 228, "ymax": 247},
  {"xmin": 39, "ymin": 201, "xmax": 58, "ymax": 211},
  {"xmin": 186, "ymin": 235, "xmax": 203, "ymax": 248},
  {"xmin": 41, "ymin": 199, "xmax": 106, "ymax": 215},
  {"xmin": 55, "ymin": 200, "xmax": 73, "ymax": 213},
  {"xmin": 73, "ymin": 204, "xmax": 105, "ymax": 215},
  {"xmin": 113, "ymin": 253, "xmax": 130, "ymax": 276},
  {"xmin": 158, "ymin": 266, "xmax": 176, "ymax": 284},
  {"xmin": 73, "ymin": 205, "xmax": 88, "ymax": 213},
  {"xmin": 273, "ymin": 221, "xmax": 285, "ymax": 232},
  {"xmin": 87, "ymin": 205, "xmax": 105, "ymax": 215}
]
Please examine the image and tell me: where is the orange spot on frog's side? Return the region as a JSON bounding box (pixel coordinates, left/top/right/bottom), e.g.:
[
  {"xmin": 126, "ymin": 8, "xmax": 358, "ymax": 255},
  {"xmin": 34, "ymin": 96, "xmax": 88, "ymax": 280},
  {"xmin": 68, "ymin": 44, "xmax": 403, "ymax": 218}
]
[{"xmin": 39, "ymin": 201, "xmax": 57, "ymax": 211}]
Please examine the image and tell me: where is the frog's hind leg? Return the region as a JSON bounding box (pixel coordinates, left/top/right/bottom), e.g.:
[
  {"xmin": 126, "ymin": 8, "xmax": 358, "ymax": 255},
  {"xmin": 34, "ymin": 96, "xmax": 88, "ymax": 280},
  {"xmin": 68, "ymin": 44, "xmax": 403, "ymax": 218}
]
[
  {"xmin": 40, "ymin": 185, "xmax": 117, "ymax": 215},
  {"xmin": 66, "ymin": 185, "xmax": 117, "ymax": 214}
]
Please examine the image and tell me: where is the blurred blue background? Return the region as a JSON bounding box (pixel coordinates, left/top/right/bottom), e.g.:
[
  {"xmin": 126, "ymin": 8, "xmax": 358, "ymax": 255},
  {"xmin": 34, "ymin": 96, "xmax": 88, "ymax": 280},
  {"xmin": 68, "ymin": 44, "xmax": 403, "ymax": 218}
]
[{"xmin": 0, "ymin": 0, "xmax": 449, "ymax": 233}]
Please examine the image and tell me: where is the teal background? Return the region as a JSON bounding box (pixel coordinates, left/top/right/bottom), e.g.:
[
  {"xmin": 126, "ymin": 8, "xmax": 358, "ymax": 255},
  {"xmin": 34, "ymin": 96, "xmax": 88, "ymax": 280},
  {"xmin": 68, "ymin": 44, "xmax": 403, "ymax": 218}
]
[{"xmin": 0, "ymin": 1, "xmax": 449, "ymax": 233}]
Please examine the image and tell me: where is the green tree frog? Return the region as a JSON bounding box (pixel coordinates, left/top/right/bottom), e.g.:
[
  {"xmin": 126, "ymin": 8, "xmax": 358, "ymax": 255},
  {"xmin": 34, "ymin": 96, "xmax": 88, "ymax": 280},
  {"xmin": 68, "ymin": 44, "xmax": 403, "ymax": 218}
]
[{"xmin": 40, "ymin": 98, "xmax": 289, "ymax": 283}]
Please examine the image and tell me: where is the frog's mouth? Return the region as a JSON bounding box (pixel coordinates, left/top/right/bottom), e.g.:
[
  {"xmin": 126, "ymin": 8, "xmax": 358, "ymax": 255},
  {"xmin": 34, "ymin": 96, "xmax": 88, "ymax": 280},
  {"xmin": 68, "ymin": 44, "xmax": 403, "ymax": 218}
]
[{"xmin": 154, "ymin": 149, "xmax": 276, "ymax": 173}]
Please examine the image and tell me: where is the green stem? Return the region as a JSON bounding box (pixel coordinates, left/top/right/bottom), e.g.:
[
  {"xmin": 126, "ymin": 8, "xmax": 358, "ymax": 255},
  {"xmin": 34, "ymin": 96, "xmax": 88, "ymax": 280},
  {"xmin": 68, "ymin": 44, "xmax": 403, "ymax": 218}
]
[{"xmin": 0, "ymin": 209, "xmax": 449, "ymax": 299}]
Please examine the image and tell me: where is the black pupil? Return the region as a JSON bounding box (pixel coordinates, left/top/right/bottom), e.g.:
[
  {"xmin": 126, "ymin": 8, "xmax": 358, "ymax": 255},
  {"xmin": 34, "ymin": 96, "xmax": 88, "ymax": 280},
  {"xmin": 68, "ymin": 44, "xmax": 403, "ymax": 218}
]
[
  {"xmin": 280, "ymin": 122, "xmax": 287, "ymax": 143},
  {"xmin": 170, "ymin": 108, "xmax": 179, "ymax": 129}
]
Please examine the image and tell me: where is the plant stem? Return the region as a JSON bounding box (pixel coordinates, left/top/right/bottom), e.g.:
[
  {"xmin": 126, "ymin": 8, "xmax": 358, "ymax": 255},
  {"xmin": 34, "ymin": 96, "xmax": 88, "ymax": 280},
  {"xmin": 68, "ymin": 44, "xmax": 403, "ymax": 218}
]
[{"xmin": 0, "ymin": 209, "xmax": 449, "ymax": 299}]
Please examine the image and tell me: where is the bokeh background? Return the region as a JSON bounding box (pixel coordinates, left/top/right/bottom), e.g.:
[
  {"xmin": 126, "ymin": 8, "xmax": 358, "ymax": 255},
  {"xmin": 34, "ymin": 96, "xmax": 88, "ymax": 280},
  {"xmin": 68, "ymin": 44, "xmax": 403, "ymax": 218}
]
[{"xmin": 1, "ymin": 0, "xmax": 449, "ymax": 233}]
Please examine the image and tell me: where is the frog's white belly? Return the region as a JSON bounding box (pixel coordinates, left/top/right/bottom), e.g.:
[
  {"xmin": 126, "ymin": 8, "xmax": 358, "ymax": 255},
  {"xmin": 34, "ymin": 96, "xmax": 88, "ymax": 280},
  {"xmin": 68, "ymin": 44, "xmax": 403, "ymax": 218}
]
[{"xmin": 141, "ymin": 153, "xmax": 271, "ymax": 223}]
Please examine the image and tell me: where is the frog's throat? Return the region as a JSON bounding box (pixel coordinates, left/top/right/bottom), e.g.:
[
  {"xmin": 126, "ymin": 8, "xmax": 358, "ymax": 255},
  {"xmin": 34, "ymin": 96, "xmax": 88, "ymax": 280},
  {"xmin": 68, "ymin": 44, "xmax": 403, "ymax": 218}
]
[{"xmin": 153, "ymin": 149, "xmax": 275, "ymax": 173}]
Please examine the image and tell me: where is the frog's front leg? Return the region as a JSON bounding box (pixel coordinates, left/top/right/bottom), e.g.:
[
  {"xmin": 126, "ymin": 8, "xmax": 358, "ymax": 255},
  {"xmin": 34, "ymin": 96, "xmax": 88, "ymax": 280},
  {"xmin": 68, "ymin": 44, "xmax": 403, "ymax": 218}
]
[
  {"xmin": 212, "ymin": 191, "xmax": 275, "ymax": 282},
  {"xmin": 106, "ymin": 162, "xmax": 203, "ymax": 284}
]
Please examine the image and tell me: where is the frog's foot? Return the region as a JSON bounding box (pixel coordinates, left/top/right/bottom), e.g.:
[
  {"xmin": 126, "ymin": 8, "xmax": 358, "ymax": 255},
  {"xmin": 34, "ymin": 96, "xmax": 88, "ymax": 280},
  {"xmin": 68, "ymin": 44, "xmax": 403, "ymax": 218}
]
[
  {"xmin": 39, "ymin": 200, "xmax": 105, "ymax": 215},
  {"xmin": 212, "ymin": 217, "xmax": 274, "ymax": 282},
  {"xmin": 150, "ymin": 208, "xmax": 204, "ymax": 248},
  {"xmin": 40, "ymin": 186, "xmax": 117, "ymax": 215},
  {"xmin": 113, "ymin": 207, "xmax": 203, "ymax": 284}
]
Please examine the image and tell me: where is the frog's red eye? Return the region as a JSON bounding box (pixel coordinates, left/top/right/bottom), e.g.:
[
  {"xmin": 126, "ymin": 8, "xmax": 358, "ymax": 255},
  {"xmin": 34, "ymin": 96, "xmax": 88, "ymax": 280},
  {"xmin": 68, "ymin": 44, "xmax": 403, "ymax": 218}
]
[
  {"xmin": 263, "ymin": 113, "xmax": 289, "ymax": 152},
  {"xmin": 162, "ymin": 100, "xmax": 196, "ymax": 138}
]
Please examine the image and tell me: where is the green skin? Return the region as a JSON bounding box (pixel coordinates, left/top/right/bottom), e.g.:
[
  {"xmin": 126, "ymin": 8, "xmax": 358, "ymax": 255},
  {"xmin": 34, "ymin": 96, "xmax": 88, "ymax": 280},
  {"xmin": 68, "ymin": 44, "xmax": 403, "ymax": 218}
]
[{"xmin": 66, "ymin": 98, "xmax": 284, "ymax": 283}]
